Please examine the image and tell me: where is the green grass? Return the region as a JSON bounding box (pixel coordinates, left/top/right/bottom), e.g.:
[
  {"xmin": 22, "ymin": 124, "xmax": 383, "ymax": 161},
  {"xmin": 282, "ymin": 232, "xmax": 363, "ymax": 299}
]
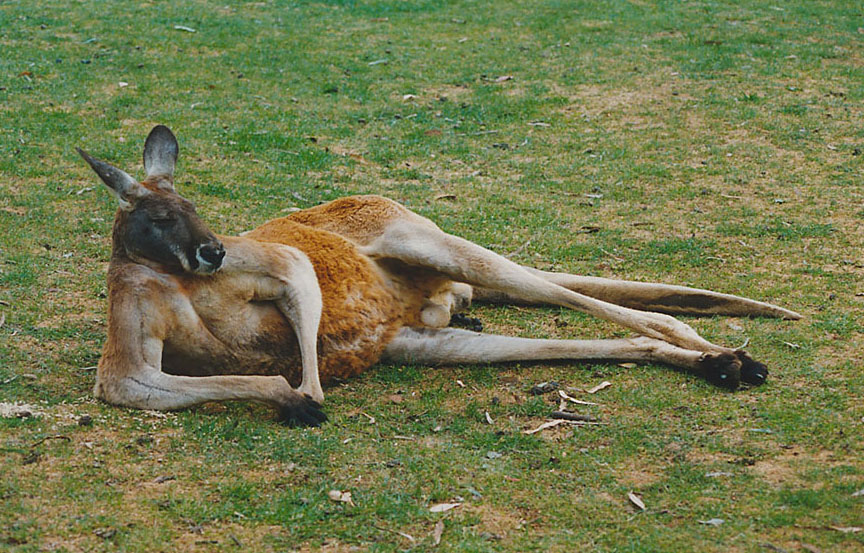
[{"xmin": 2, "ymin": 0, "xmax": 863, "ymax": 551}]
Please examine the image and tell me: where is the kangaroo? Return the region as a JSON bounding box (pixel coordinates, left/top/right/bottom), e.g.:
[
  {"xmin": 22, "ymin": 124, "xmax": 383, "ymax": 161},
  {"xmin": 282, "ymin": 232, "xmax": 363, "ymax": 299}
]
[{"xmin": 77, "ymin": 125, "xmax": 801, "ymax": 426}]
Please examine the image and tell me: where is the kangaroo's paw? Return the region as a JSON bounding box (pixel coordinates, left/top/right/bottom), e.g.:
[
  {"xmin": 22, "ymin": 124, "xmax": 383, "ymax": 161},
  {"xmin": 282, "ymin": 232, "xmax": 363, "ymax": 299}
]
[
  {"xmin": 698, "ymin": 352, "xmax": 742, "ymax": 390},
  {"xmin": 449, "ymin": 313, "xmax": 483, "ymax": 332},
  {"xmin": 736, "ymin": 350, "xmax": 769, "ymax": 386},
  {"xmin": 277, "ymin": 394, "xmax": 328, "ymax": 428}
]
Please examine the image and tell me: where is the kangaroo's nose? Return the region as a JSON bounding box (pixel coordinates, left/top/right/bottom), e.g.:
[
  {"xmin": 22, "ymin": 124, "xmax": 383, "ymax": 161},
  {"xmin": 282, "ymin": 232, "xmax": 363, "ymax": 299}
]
[{"xmin": 198, "ymin": 243, "xmax": 225, "ymax": 268}]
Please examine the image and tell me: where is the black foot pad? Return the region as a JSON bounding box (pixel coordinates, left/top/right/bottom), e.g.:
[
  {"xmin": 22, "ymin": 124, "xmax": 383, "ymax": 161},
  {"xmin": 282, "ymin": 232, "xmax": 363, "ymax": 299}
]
[
  {"xmin": 278, "ymin": 395, "xmax": 328, "ymax": 427},
  {"xmin": 737, "ymin": 351, "xmax": 769, "ymax": 386},
  {"xmin": 450, "ymin": 313, "xmax": 483, "ymax": 332},
  {"xmin": 699, "ymin": 352, "xmax": 741, "ymax": 390}
]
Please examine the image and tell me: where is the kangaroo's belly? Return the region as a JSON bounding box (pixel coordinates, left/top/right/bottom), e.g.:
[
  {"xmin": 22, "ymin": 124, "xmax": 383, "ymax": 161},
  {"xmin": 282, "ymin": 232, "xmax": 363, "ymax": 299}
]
[{"xmin": 160, "ymin": 299, "xmax": 301, "ymax": 381}]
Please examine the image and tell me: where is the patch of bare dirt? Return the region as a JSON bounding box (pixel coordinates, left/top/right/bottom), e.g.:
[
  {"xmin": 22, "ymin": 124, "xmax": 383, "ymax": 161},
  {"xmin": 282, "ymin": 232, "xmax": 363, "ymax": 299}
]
[
  {"xmin": 465, "ymin": 502, "xmax": 527, "ymax": 540},
  {"xmin": 615, "ymin": 464, "xmax": 663, "ymax": 488}
]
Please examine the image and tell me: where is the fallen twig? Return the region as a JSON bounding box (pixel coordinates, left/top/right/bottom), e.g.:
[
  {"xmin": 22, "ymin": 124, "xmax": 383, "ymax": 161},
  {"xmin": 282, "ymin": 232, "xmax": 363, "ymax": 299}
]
[
  {"xmin": 600, "ymin": 249, "xmax": 625, "ymax": 262},
  {"xmin": 558, "ymin": 390, "xmax": 599, "ymax": 406},
  {"xmin": 550, "ymin": 411, "xmax": 599, "ymax": 422},
  {"xmin": 30, "ymin": 435, "xmax": 71, "ymax": 448},
  {"xmin": 524, "ymin": 418, "xmax": 606, "ymax": 434},
  {"xmin": 372, "ymin": 524, "xmax": 416, "ymax": 542}
]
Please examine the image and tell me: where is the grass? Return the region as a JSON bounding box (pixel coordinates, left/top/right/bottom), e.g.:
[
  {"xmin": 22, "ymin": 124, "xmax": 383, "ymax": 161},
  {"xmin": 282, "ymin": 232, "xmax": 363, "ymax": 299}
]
[{"xmin": 1, "ymin": 0, "xmax": 863, "ymax": 551}]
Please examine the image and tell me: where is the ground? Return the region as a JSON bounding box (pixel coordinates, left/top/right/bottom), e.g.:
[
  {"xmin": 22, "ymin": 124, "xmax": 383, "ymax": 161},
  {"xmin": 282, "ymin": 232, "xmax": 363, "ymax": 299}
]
[{"xmin": 0, "ymin": 1, "xmax": 862, "ymax": 551}]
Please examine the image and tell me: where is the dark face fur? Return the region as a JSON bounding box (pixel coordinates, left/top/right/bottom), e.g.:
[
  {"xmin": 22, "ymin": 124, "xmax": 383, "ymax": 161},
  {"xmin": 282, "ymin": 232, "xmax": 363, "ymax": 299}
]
[
  {"xmin": 123, "ymin": 194, "xmax": 224, "ymax": 274},
  {"xmin": 78, "ymin": 125, "xmax": 225, "ymax": 275}
]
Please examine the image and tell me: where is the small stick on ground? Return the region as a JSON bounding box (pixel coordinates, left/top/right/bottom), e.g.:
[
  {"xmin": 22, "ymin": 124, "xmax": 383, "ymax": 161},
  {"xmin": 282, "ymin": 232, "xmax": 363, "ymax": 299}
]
[
  {"xmin": 550, "ymin": 411, "xmax": 599, "ymax": 423},
  {"xmin": 372, "ymin": 525, "xmax": 416, "ymax": 543},
  {"xmin": 30, "ymin": 435, "xmax": 71, "ymax": 448}
]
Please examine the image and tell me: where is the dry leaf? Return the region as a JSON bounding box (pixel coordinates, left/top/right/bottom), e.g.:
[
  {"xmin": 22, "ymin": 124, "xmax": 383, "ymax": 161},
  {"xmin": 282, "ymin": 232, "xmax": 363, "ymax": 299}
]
[
  {"xmin": 495, "ymin": 75, "xmax": 513, "ymax": 82},
  {"xmin": 455, "ymin": 379, "xmax": 465, "ymax": 388},
  {"xmin": 586, "ymin": 381, "xmax": 612, "ymax": 394},
  {"xmin": 432, "ymin": 520, "xmax": 444, "ymax": 545},
  {"xmin": 829, "ymin": 526, "xmax": 861, "ymax": 534},
  {"xmin": 523, "ymin": 419, "xmax": 565, "ymax": 434},
  {"xmin": 402, "ymin": 94, "xmax": 418, "ymax": 101},
  {"xmin": 388, "ymin": 394, "xmax": 403, "ymax": 404},
  {"xmin": 434, "ymin": 193, "xmax": 457, "ymax": 201},
  {"xmin": 327, "ymin": 490, "xmax": 355, "ymax": 506},
  {"xmin": 628, "ymin": 492, "xmax": 646, "ymax": 511},
  {"xmin": 429, "ymin": 502, "xmax": 461, "ymax": 513},
  {"xmin": 558, "ymin": 390, "xmax": 598, "ymax": 406},
  {"xmin": 699, "ymin": 518, "xmax": 725, "ymax": 526},
  {"xmin": 851, "ymin": 488, "xmax": 864, "ymax": 497},
  {"xmin": 484, "ymin": 411, "xmax": 494, "ymax": 425},
  {"xmin": 618, "ymin": 363, "xmax": 637, "ymax": 369}
]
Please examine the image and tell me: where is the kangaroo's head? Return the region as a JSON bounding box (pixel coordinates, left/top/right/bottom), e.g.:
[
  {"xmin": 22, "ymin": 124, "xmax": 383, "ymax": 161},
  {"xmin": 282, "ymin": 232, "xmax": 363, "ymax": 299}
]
[{"xmin": 78, "ymin": 125, "xmax": 225, "ymax": 274}]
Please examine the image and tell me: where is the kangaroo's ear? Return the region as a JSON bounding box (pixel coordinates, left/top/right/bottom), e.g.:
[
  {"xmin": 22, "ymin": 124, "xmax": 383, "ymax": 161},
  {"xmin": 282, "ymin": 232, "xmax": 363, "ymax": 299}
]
[
  {"xmin": 77, "ymin": 147, "xmax": 150, "ymax": 209},
  {"xmin": 142, "ymin": 125, "xmax": 178, "ymax": 191}
]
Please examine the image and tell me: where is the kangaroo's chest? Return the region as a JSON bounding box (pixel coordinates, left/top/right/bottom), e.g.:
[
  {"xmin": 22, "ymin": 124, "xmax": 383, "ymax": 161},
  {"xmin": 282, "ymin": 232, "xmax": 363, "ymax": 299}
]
[{"xmin": 163, "ymin": 223, "xmax": 407, "ymax": 384}]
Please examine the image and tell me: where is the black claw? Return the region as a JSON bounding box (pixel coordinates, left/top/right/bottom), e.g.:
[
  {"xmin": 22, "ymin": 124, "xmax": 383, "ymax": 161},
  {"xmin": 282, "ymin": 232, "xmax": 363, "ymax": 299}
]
[
  {"xmin": 699, "ymin": 352, "xmax": 741, "ymax": 390},
  {"xmin": 450, "ymin": 313, "xmax": 483, "ymax": 332},
  {"xmin": 737, "ymin": 351, "xmax": 769, "ymax": 386},
  {"xmin": 278, "ymin": 395, "xmax": 328, "ymax": 428}
]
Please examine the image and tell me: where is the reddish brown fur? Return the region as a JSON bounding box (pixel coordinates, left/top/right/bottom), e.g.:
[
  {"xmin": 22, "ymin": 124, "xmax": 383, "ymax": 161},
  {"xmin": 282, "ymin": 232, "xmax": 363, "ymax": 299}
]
[
  {"xmin": 282, "ymin": 195, "xmax": 429, "ymax": 245},
  {"xmin": 243, "ymin": 217, "xmax": 405, "ymax": 383}
]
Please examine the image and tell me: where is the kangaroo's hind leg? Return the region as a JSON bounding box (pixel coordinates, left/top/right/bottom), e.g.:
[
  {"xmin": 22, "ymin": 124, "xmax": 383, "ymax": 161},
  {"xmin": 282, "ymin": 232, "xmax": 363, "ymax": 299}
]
[
  {"xmin": 362, "ymin": 222, "xmax": 767, "ymax": 388},
  {"xmin": 382, "ymin": 327, "xmax": 742, "ymax": 387},
  {"xmin": 472, "ymin": 270, "xmax": 801, "ymax": 319}
]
